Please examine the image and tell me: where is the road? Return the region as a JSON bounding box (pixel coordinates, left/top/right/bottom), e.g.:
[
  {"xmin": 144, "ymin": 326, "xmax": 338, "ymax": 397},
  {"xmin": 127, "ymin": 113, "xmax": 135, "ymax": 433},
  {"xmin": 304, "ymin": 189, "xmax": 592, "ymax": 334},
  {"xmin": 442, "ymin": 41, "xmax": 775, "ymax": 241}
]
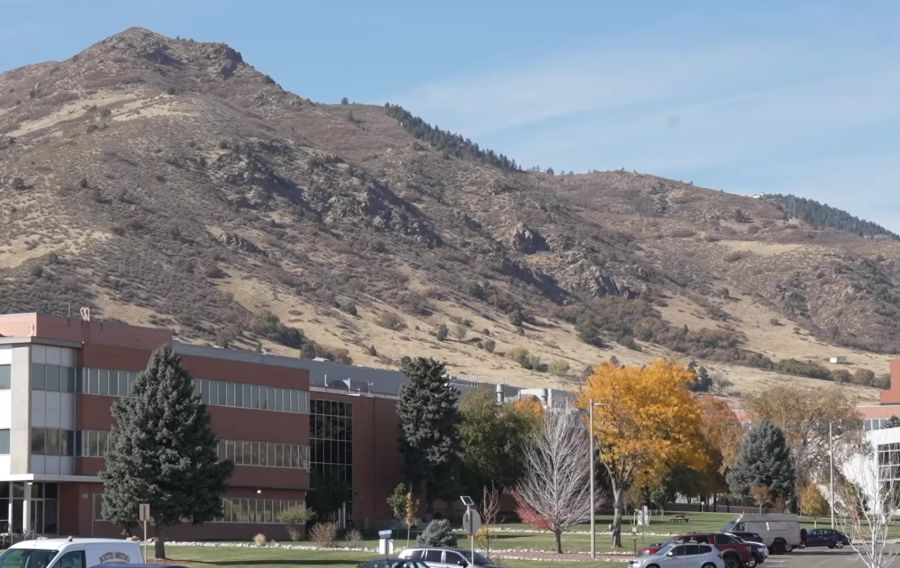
[{"xmin": 767, "ymin": 548, "xmax": 881, "ymax": 567}]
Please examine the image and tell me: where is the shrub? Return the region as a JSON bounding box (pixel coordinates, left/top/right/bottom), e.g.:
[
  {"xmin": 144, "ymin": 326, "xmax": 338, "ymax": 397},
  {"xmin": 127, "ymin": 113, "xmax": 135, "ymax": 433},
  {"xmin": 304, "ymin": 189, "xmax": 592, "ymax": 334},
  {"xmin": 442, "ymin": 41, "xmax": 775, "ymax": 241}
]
[
  {"xmin": 29, "ymin": 265, "xmax": 44, "ymax": 278},
  {"xmin": 548, "ymin": 360, "xmax": 570, "ymax": 377},
  {"xmin": 309, "ymin": 521, "xmax": 338, "ymax": 548},
  {"xmin": 435, "ymin": 323, "xmax": 449, "ymax": 341},
  {"xmin": 279, "ymin": 504, "xmax": 313, "ymax": 541},
  {"xmin": 483, "ymin": 339, "xmax": 496, "ymax": 353},
  {"xmin": 253, "ymin": 533, "xmax": 267, "ymax": 546},
  {"xmin": 507, "ymin": 348, "xmax": 546, "ymax": 371},
  {"xmin": 853, "ymin": 368, "xmax": 876, "ymax": 387},
  {"xmin": 417, "ymin": 519, "xmax": 457, "ymax": 547},
  {"xmin": 376, "ymin": 311, "xmax": 406, "ymax": 331},
  {"xmin": 774, "ymin": 358, "xmax": 832, "ymax": 380},
  {"xmin": 508, "ymin": 309, "xmax": 525, "ymax": 327},
  {"xmin": 368, "ymin": 345, "xmax": 377, "ymax": 356},
  {"xmin": 249, "ymin": 310, "xmax": 307, "ymax": 349},
  {"xmin": 345, "ymin": 528, "xmax": 363, "ymax": 547},
  {"xmin": 724, "ymin": 251, "xmax": 747, "ymax": 263},
  {"xmin": 452, "ymin": 324, "xmax": 468, "ymax": 341},
  {"xmin": 205, "ymin": 265, "xmax": 226, "ymax": 279}
]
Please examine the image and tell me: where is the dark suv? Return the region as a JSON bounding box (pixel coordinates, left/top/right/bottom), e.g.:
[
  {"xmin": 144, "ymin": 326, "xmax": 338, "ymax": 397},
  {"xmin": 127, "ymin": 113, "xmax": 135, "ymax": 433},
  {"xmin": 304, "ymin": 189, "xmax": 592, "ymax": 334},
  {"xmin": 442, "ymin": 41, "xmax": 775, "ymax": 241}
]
[{"xmin": 639, "ymin": 533, "xmax": 755, "ymax": 568}]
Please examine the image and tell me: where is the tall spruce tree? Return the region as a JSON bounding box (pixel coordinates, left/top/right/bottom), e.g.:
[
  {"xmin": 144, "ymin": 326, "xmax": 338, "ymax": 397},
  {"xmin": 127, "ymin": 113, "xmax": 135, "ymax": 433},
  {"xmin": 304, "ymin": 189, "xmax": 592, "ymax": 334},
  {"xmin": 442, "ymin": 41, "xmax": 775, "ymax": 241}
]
[
  {"xmin": 397, "ymin": 357, "xmax": 461, "ymax": 509},
  {"xmin": 727, "ymin": 420, "xmax": 795, "ymax": 509},
  {"xmin": 102, "ymin": 346, "xmax": 232, "ymax": 559}
]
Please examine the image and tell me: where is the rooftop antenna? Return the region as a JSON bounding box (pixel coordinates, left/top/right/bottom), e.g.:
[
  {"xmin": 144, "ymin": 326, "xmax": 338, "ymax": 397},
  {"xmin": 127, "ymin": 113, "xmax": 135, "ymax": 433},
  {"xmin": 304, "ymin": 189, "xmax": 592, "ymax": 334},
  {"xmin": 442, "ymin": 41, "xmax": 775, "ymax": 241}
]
[{"xmin": 79, "ymin": 306, "xmax": 91, "ymax": 322}]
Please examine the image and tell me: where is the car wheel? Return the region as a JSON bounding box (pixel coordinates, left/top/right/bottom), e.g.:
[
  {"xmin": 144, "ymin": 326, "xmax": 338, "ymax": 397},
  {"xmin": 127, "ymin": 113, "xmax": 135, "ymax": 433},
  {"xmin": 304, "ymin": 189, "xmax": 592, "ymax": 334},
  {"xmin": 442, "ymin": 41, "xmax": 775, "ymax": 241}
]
[
  {"xmin": 835, "ymin": 541, "xmax": 844, "ymax": 549},
  {"xmin": 702, "ymin": 563, "xmax": 717, "ymax": 568},
  {"xmin": 773, "ymin": 540, "xmax": 786, "ymax": 554},
  {"xmin": 646, "ymin": 564, "xmax": 660, "ymax": 568},
  {"xmin": 784, "ymin": 542, "xmax": 793, "ymax": 553},
  {"xmin": 744, "ymin": 557, "xmax": 757, "ymax": 568},
  {"xmin": 724, "ymin": 555, "xmax": 741, "ymax": 568}
]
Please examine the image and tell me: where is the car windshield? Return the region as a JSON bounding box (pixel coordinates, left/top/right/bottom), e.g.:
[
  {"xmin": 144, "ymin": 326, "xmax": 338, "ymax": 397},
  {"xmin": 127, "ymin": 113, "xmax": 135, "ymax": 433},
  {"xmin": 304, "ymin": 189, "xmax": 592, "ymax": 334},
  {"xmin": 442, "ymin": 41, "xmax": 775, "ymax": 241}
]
[
  {"xmin": 0, "ymin": 549, "xmax": 59, "ymax": 568},
  {"xmin": 459, "ymin": 551, "xmax": 492, "ymax": 565}
]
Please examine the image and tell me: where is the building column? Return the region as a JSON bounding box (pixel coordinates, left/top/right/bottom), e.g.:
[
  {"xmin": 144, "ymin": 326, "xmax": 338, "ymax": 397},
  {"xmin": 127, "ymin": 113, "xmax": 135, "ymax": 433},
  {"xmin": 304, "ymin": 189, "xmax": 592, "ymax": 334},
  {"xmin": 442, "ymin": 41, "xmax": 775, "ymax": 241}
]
[{"xmin": 22, "ymin": 483, "xmax": 31, "ymax": 535}]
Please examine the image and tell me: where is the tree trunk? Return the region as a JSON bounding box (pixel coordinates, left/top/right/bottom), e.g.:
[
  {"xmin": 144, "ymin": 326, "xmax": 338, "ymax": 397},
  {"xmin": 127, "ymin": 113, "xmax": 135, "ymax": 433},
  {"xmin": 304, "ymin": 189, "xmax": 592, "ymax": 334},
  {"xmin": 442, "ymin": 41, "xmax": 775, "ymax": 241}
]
[
  {"xmin": 154, "ymin": 525, "xmax": 165, "ymax": 560},
  {"xmin": 554, "ymin": 528, "xmax": 563, "ymax": 554},
  {"xmin": 611, "ymin": 485, "xmax": 623, "ymax": 548}
]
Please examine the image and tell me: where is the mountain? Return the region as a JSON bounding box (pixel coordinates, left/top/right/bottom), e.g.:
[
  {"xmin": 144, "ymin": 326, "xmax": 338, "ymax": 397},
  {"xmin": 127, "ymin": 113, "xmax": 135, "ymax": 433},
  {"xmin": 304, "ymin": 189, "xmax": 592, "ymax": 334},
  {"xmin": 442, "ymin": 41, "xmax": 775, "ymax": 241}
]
[{"xmin": 1, "ymin": 27, "xmax": 898, "ymax": 402}]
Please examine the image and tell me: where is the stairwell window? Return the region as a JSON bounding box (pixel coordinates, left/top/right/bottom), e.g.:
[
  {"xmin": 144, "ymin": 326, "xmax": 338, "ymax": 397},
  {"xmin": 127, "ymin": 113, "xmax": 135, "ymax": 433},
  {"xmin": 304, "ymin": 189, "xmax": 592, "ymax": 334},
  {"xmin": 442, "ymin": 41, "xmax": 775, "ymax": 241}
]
[{"xmin": 0, "ymin": 430, "xmax": 9, "ymax": 454}]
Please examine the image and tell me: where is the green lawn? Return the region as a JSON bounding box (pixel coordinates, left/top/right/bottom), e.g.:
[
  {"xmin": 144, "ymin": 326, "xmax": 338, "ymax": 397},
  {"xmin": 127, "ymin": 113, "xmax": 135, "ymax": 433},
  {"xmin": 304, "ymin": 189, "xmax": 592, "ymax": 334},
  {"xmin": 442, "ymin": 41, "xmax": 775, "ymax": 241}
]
[{"xmin": 163, "ymin": 547, "xmax": 627, "ymax": 568}]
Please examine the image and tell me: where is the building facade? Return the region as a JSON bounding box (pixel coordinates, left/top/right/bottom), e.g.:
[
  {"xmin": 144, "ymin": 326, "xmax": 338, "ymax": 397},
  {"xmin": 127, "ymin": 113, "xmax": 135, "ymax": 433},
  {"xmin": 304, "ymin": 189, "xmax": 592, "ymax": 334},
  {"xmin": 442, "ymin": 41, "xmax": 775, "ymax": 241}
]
[{"xmin": 0, "ymin": 313, "xmax": 565, "ymax": 540}]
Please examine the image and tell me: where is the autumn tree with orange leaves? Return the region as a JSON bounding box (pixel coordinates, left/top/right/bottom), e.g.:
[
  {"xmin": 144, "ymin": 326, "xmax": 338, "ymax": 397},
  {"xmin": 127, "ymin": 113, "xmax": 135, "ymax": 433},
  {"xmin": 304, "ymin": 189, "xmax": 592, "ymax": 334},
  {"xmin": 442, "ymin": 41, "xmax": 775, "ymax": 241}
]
[{"xmin": 579, "ymin": 360, "xmax": 708, "ymax": 548}]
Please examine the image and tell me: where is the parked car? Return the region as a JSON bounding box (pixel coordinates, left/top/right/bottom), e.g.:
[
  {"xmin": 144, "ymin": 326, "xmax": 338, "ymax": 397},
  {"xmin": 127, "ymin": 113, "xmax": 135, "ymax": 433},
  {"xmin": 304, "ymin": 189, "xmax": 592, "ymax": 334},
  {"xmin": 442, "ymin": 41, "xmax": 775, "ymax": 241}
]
[
  {"xmin": 398, "ymin": 548, "xmax": 505, "ymax": 568},
  {"xmin": 359, "ymin": 558, "xmax": 431, "ymax": 568},
  {"xmin": 803, "ymin": 528, "xmax": 851, "ymax": 549},
  {"xmin": 722, "ymin": 514, "xmax": 802, "ymax": 554},
  {"xmin": 638, "ymin": 532, "xmax": 754, "ymax": 568},
  {"xmin": 0, "ymin": 538, "xmax": 143, "ymax": 568},
  {"xmin": 724, "ymin": 532, "xmax": 768, "ymax": 564},
  {"xmin": 629, "ymin": 543, "xmax": 725, "ymax": 568}
]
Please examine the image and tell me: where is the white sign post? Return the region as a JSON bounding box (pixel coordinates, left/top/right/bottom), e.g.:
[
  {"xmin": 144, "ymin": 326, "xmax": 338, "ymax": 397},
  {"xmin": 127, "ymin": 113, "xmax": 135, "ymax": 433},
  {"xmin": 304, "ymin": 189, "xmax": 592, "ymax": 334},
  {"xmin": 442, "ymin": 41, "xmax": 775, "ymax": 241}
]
[
  {"xmin": 139, "ymin": 503, "xmax": 151, "ymax": 561},
  {"xmin": 462, "ymin": 508, "xmax": 481, "ymax": 564}
]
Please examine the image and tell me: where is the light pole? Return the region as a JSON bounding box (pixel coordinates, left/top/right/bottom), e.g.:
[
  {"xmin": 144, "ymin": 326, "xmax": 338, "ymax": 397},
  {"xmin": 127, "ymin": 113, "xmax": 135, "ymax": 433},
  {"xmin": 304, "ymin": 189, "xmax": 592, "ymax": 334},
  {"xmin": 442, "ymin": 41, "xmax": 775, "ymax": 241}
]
[{"xmin": 589, "ymin": 400, "xmax": 608, "ymax": 560}]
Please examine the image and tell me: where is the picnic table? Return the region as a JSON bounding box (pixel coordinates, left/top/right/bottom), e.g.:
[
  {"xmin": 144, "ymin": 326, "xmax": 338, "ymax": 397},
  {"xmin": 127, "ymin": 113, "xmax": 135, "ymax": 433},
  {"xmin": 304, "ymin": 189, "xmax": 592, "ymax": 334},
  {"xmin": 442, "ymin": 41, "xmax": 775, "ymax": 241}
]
[{"xmin": 670, "ymin": 514, "xmax": 690, "ymax": 523}]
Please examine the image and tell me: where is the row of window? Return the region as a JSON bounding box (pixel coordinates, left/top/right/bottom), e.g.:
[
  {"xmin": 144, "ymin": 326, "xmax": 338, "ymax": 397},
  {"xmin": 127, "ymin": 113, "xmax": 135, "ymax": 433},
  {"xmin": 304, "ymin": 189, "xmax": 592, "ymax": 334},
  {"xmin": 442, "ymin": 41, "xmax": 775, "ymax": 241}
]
[
  {"xmin": 194, "ymin": 378, "xmax": 308, "ymax": 414},
  {"xmin": 219, "ymin": 498, "xmax": 302, "ymax": 524},
  {"xmin": 29, "ymin": 364, "xmax": 310, "ymax": 415},
  {"xmin": 215, "ymin": 439, "xmax": 310, "ymax": 470}
]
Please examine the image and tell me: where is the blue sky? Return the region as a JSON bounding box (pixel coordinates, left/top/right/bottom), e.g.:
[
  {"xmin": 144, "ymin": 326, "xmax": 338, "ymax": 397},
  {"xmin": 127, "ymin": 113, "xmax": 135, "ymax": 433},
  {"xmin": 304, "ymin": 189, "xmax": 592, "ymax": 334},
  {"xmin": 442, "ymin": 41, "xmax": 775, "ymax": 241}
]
[{"xmin": 2, "ymin": 0, "xmax": 899, "ymax": 230}]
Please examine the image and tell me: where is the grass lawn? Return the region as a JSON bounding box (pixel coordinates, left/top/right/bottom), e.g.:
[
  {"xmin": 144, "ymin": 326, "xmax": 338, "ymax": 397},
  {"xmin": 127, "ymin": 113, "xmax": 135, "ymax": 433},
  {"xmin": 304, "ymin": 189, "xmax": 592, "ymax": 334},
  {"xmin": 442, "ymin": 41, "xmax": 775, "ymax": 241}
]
[{"xmin": 163, "ymin": 547, "xmax": 628, "ymax": 568}]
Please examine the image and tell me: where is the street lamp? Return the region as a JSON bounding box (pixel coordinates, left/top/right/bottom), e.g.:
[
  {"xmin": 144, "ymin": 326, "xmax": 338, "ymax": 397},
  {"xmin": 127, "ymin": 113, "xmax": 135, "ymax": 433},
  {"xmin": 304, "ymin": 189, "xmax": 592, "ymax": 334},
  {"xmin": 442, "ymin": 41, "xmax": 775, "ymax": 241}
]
[{"xmin": 589, "ymin": 400, "xmax": 608, "ymax": 560}]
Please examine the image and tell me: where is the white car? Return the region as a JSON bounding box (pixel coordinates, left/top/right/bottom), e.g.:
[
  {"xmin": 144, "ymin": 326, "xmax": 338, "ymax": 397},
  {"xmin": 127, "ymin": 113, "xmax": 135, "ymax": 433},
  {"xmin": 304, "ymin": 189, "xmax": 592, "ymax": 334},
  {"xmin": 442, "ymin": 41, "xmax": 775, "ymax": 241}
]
[{"xmin": 629, "ymin": 542, "xmax": 725, "ymax": 568}]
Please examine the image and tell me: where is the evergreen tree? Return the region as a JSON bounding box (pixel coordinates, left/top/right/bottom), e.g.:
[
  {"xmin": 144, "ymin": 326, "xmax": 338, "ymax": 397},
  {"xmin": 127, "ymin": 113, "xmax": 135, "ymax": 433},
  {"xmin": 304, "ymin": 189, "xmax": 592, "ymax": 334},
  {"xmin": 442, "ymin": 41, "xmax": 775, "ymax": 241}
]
[
  {"xmin": 397, "ymin": 357, "xmax": 461, "ymax": 509},
  {"xmin": 727, "ymin": 420, "xmax": 795, "ymax": 509},
  {"xmin": 102, "ymin": 346, "xmax": 232, "ymax": 559},
  {"xmin": 300, "ymin": 342, "xmax": 317, "ymax": 359},
  {"xmin": 416, "ymin": 519, "xmax": 458, "ymax": 547}
]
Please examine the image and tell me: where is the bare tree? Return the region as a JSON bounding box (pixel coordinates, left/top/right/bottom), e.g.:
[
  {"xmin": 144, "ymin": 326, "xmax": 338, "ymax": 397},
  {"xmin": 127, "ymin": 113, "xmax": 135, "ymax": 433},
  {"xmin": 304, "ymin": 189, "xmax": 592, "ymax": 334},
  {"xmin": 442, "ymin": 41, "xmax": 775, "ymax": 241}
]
[
  {"xmin": 513, "ymin": 409, "xmax": 594, "ymax": 553},
  {"xmin": 839, "ymin": 445, "xmax": 900, "ymax": 568},
  {"xmin": 478, "ymin": 485, "xmax": 501, "ymax": 557}
]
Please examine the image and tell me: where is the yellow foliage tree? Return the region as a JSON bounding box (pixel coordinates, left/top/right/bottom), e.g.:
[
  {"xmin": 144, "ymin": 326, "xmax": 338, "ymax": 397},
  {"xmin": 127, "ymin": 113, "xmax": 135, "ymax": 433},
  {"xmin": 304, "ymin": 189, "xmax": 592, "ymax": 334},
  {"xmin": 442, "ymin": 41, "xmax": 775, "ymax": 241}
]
[
  {"xmin": 697, "ymin": 397, "xmax": 744, "ymax": 496},
  {"xmin": 800, "ymin": 483, "xmax": 829, "ymax": 525},
  {"xmin": 579, "ymin": 359, "xmax": 708, "ymax": 548}
]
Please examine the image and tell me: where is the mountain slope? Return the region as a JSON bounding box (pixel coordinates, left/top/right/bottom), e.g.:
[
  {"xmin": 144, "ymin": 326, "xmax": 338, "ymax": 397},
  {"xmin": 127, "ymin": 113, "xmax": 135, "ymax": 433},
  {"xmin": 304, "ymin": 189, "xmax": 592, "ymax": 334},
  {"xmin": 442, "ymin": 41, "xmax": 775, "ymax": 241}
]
[{"xmin": 1, "ymin": 27, "xmax": 897, "ymax": 402}]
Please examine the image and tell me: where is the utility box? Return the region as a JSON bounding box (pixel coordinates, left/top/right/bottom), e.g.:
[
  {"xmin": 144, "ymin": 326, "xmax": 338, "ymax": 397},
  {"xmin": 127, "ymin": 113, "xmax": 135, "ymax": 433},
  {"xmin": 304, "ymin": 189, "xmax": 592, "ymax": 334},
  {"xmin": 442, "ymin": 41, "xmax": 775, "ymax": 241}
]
[{"xmin": 378, "ymin": 530, "xmax": 393, "ymax": 555}]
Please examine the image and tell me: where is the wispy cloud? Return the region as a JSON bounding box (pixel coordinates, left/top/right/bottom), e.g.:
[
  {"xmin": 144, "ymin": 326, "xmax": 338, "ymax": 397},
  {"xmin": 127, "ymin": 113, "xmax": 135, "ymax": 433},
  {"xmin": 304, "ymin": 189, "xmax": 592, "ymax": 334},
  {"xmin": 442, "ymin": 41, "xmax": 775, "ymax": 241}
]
[{"xmin": 393, "ymin": 32, "xmax": 900, "ymax": 230}]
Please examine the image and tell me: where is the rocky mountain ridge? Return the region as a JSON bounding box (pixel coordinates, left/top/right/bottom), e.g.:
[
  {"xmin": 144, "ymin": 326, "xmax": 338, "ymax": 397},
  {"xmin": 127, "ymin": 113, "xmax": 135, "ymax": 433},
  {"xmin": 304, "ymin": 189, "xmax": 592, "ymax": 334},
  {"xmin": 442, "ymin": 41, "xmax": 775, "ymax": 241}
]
[{"xmin": 1, "ymin": 27, "xmax": 897, "ymax": 401}]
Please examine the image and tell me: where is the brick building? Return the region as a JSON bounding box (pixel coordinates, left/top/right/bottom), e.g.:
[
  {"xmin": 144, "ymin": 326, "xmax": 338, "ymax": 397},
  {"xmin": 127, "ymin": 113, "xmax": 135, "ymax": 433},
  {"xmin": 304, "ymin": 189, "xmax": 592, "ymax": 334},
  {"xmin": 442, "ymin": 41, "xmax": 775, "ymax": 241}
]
[{"xmin": 0, "ymin": 313, "xmax": 566, "ymax": 540}]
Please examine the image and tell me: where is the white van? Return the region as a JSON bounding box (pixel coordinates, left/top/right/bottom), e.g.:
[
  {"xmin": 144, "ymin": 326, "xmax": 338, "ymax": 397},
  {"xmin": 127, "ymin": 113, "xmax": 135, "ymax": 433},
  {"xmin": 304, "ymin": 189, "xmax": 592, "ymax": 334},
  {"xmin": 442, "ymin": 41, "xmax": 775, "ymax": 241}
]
[
  {"xmin": 723, "ymin": 513, "xmax": 802, "ymax": 554},
  {"xmin": 0, "ymin": 538, "xmax": 143, "ymax": 568}
]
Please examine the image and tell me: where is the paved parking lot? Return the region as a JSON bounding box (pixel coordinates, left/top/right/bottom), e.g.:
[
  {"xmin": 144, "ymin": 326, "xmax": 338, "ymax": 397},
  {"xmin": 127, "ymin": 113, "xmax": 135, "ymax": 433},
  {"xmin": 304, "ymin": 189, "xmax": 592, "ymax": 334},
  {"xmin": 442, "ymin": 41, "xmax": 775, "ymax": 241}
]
[{"xmin": 764, "ymin": 548, "xmax": 869, "ymax": 568}]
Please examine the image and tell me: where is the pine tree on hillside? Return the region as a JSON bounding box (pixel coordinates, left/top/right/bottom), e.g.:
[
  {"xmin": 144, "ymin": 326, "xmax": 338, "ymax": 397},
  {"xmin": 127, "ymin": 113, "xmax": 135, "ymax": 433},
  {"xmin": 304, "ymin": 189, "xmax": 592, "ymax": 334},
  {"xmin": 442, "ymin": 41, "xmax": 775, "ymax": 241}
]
[
  {"xmin": 102, "ymin": 346, "xmax": 233, "ymax": 559},
  {"xmin": 397, "ymin": 357, "xmax": 461, "ymax": 509},
  {"xmin": 727, "ymin": 420, "xmax": 795, "ymax": 510}
]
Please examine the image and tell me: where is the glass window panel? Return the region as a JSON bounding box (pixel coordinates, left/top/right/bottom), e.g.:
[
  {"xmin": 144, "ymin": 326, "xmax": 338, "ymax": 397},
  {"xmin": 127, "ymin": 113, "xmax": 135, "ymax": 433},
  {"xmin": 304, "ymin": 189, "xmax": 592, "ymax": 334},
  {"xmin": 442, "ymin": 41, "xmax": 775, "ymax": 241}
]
[
  {"xmin": 201, "ymin": 379, "xmax": 210, "ymax": 404},
  {"xmin": 267, "ymin": 443, "xmax": 276, "ymax": 467},
  {"xmin": 226, "ymin": 382, "xmax": 235, "ymax": 407},
  {"xmin": 235, "ymin": 384, "xmax": 244, "ymax": 407},
  {"xmin": 250, "ymin": 386, "xmax": 258, "ymax": 409},
  {"xmin": 242, "ymin": 441, "xmax": 252, "ymax": 465},
  {"xmin": 118, "ymin": 373, "xmax": 128, "ymax": 397},
  {"xmin": 32, "ymin": 364, "xmax": 46, "ymax": 390},
  {"xmin": 0, "ymin": 429, "xmax": 10, "ymax": 454},
  {"xmin": 32, "ymin": 429, "xmax": 46, "ymax": 454},
  {"xmin": 45, "ymin": 365, "xmax": 61, "ymax": 392},
  {"xmin": 98, "ymin": 369, "xmax": 109, "ymax": 395},
  {"xmin": 108, "ymin": 372, "xmax": 119, "ymax": 396},
  {"xmin": 63, "ymin": 367, "xmax": 76, "ymax": 393},
  {"xmin": 46, "ymin": 429, "xmax": 60, "ymax": 455}
]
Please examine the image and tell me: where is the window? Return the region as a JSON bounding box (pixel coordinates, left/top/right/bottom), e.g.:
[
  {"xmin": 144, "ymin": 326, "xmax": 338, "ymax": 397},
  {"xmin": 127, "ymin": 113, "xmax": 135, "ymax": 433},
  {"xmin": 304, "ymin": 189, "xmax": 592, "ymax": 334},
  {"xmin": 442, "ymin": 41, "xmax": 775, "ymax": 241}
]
[
  {"xmin": 0, "ymin": 430, "xmax": 9, "ymax": 454},
  {"xmin": 698, "ymin": 545, "xmax": 712, "ymax": 554},
  {"xmin": 446, "ymin": 552, "xmax": 466, "ymax": 566},
  {"xmin": 55, "ymin": 550, "xmax": 85, "ymax": 568},
  {"xmin": 424, "ymin": 551, "xmax": 443, "ymax": 563},
  {"xmin": 0, "ymin": 364, "xmax": 10, "ymax": 389}
]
